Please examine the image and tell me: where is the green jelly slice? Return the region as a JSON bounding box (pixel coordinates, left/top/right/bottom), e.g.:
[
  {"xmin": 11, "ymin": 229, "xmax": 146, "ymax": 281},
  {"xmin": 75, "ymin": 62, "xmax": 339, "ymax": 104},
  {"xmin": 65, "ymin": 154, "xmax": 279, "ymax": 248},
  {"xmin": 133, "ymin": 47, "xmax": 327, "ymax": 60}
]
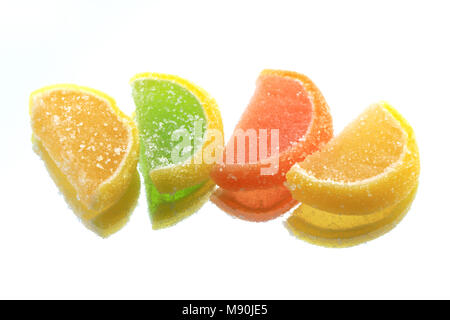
[{"xmin": 132, "ymin": 78, "xmax": 209, "ymax": 228}]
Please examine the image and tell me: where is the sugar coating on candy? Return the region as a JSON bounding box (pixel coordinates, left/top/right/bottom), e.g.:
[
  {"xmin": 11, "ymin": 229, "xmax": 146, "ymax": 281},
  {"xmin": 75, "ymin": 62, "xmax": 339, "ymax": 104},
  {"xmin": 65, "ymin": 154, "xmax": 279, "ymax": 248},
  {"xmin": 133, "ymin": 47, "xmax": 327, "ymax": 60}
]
[
  {"xmin": 132, "ymin": 73, "xmax": 223, "ymax": 229},
  {"xmin": 211, "ymin": 70, "xmax": 333, "ymax": 221},
  {"xmin": 286, "ymin": 101, "xmax": 420, "ymax": 215},
  {"xmin": 32, "ymin": 90, "xmax": 128, "ymax": 199},
  {"xmin": 30, "ymin": 85, "xmax": 139, "ymax": 219},
  {"xmin": 132, "ymin": 79, "xmax": 207, "ymax": 170},
  {"xmin": 298, "ymin": 104, "xmax": 407, "ymax": 183}
]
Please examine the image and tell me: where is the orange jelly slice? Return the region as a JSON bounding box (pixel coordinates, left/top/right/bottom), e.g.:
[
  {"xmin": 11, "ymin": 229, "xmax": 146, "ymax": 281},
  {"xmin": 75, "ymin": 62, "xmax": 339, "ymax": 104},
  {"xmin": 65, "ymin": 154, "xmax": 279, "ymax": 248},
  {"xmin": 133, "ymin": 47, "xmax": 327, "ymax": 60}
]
[
  {"xmin": 211, "ymin": 70, "xmax": 333, "ymax": 221},
  {"xmin": 30, "ymin": 85, "xmax": 139, "ymax": 223}
]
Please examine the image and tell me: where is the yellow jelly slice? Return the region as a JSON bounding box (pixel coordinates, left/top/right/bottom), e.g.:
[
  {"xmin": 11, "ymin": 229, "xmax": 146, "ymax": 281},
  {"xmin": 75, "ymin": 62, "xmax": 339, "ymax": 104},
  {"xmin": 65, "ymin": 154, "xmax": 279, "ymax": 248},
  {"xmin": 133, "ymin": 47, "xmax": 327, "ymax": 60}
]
[
  {"xmin": 286, "ymin": 102, "xmax": 420, "ymax": 215},
  {"xmin": 285, "ymin": 183, "xmax": 418, "ymax": 248},
  {"xmin": 30, "ymin": 84, "xmax": 139, "ymax": 221}
]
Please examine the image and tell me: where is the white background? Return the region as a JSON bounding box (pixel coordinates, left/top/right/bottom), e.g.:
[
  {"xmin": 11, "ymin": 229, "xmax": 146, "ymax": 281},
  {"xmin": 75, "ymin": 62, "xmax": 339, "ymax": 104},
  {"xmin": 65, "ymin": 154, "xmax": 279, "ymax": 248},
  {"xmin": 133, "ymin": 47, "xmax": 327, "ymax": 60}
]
[{"xmin": 0, "ymin": 0, "xmax": 449, "ymax": 299}]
